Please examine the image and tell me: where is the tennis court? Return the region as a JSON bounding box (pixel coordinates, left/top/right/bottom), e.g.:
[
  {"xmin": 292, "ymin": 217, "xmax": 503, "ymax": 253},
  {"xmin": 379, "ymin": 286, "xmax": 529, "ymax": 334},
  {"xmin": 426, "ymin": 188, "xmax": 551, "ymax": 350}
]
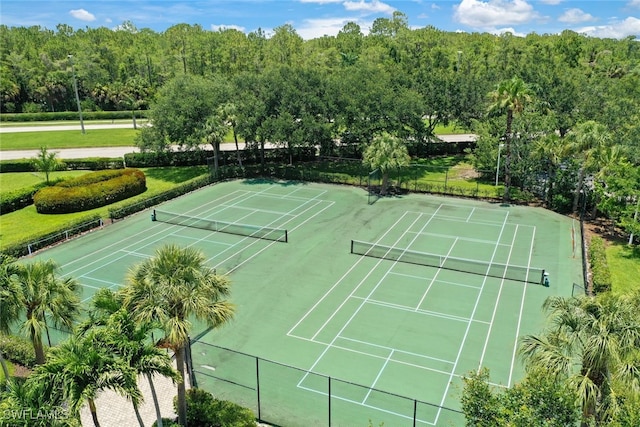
[{"xmin": 29, "ymin": 179, "xmax": 583, "ymax": 426}]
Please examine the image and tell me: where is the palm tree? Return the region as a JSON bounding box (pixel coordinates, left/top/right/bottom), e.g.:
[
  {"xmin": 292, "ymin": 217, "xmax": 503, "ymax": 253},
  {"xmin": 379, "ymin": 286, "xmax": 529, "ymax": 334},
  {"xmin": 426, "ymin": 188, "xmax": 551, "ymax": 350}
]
[
  {"xmin": 28, "ymin": 333, "xmax": 140, "ymax": 427},
  {"xmin": 531, "ymin": 133, "xmax": 569, "ymax": 207},
  {"xmin": 79, "ymin": 289, "xmax": 181, "ymax": 427},
  {"xmin": 10, "ymin": 259, "xmax": 80, "ymax": 364},
  {"xmin": 0, "ymin": 254, "xmax": 21, "ymax": 385},
  {"xmin": 218, "ymin": 102, "xmax": 243, "ymax": 167},
  {"xmin": 362, "ymin": 133, "xmax": 411, "ymax": 196},
  {"xmin": 201, "ymin": 114, "xmax": 230, "ymax": 177},
  {"xmin": 519, "ymin": 293, "xmax": 640, "ymax": 425},
  {"xmin": 32, "ymin": 146, "xmax": 61, "ymax": 184},
  {"xmin": 122, "ymin": 244, "xmax": 236, "ymax": 427},
  {"xmin": 567, "ymin": 120, "xmax": 613, "ymax": 213},
  {"xmin": 488, "ymin": 77, "xmax": 534, "ymax": 202}
]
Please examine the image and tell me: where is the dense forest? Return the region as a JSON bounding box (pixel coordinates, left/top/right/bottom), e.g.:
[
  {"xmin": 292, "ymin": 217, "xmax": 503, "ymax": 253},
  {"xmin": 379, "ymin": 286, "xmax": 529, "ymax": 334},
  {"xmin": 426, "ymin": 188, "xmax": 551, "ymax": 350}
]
[{"xmin": 1, "ymin": 12, "xmax": 639, "ymax": 237}]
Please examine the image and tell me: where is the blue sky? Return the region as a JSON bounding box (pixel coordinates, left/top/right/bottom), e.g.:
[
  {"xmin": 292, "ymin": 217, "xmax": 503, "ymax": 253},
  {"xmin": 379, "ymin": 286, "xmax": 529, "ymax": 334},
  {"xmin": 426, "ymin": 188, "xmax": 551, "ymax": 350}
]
[{"xmin": 1, "ymin": 1, "xmax": 639, "ymax": 39}]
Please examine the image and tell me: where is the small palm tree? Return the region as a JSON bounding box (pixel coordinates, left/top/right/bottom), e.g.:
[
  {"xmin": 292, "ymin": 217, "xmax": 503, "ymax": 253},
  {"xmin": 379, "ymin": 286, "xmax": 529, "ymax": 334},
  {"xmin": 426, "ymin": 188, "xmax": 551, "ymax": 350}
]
[
  {"xmin": 218, "ymin": 102, "xmax": 243, "ymax": 167},
  {"xmin": 29, "ymin": 333, "xmax": 140, "ymax": 427},
  {"xmin": 10, "ymin": 259, "xmax": 80, "ymax": 364},
  {"xmin": 519, "ymin": 293, "xmax": 640, "ymax": 425},
  {"xmin": 79, "ymin": 289, "xmax": 181, "ymax": 427},
  {"xmin": 362, "ymin": 133, "xmax": 411, "ymax": 196},
  {"xmin": 201, "ymin": 114, "xmax": 230, "ymax": 177},
  {"xmin": 32, "ymin": 146, "xmax": 61, "ymax": 184},
  {"xmin": 122, "ymin": 244, "xmax": 235, "ymax": 427},
  {"xmin": 0, "ymin": 254, "xmax": 21, "ymax": 385},
  {"xmin": 531, "ymin": 133, "xmax": 569, "ymax": 207},
  {"xmin": 488, "ymin": 77, "xmax": 534, "ymax": 202}
]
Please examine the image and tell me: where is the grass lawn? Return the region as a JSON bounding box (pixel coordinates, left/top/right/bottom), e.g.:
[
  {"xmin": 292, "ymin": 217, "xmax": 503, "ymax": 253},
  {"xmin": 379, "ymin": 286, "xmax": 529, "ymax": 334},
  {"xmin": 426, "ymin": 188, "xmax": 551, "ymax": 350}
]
[
  {"xmin": 0, "ymin": 359, "xmax": 14, "ymax": 382},
  {"xmin": 0, "ymin": 128, "xmax": 139, "ymax": 150},
  {"xmin": 607, "ymin": 243, "xmax": 640, "ymax": 294},
  {"xmin": 0, "ymin": 166, "xmax": 208, "ymax": 251},
  {"xmin": 0, "ymin": 170, "xmax": 91, "ymax": 192}
]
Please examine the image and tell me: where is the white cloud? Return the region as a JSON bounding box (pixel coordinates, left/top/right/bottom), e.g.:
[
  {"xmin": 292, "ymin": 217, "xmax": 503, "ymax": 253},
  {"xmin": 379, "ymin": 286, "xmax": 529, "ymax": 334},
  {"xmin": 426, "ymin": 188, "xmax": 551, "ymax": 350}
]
[
  {"xmin": 296, "ymin": 17, "xmax": 372, "ymax": 38},
  {"xmin": 577, "ymin": 16, "xmax": 640, "ymax": 38},
  {"xmin": 211, "ymin": 24, "xmax": 246, "ymax": 32},
  {"xmin": 453, "ymin": 0, "xmax": 539, "ymax": 28},
  {"xmin": 627, "ymin": 0, "xmax": 640, "ymax": 9},
  {"xmin": 69, "ymin": 9, "xmax": 96, "ymax": 22},
  {"xmin": 558, "ymin": 8, "xmax": 596, "ymax": 24},
  {"xmin": 539, "ymin": 0, "xmax": 563, "ymax": 5},
  {"xmin": 299, "ymin": 0, "xmax": 343, "ymax": 3},
  {"xmin": 431, "ymin": 3, "xmax": 441, "ymax": 9},
  {"xmin": 343, "ymin": 0, "xmax": 395, "ymax": 14},
  {"xmin": 491, "ymin": 27, "xmax": 527, "ymax": 37}
]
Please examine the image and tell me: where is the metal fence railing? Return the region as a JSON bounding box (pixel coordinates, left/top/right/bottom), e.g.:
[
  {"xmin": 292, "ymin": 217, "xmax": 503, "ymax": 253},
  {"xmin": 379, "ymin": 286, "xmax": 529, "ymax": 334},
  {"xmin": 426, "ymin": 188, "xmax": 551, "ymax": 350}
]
[{"xmin": 189, "ymin": 341, "xmax": 465, "ymax": 427}]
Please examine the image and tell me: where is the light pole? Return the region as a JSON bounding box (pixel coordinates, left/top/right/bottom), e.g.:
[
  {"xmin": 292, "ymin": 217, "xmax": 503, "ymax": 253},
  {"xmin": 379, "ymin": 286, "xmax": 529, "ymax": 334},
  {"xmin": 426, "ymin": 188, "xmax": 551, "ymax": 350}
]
[
  {"xmin": 495, "ymin": 143, "xmax": 504, "ymax": 186},
  {"xmin": 68, "ymin": 54, "xmax": 85, "ymax": 134}
]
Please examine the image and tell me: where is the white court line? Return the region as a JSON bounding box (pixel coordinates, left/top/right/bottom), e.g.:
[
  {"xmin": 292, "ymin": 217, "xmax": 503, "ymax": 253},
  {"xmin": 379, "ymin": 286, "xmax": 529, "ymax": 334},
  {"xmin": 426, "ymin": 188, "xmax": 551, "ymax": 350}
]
[
  {"xmin": 406, "ymin": 209, "xmax": 507, "ymax": 226},
  {"xmin": 286, "ymin": 211, "xmax": 414, "ymax": 337},
  {"xmin": 388, "ymin": 271, "xmax": 481, "ymax": 291},
  {"xmin": 466, "ymin": 207, "xmax": 476, "ymax": 222},
  {"xmin": 415, "ymin": 237, "xmax": 458, "ymax": 311},
  {"xmin": 363, "ymin": 349, "xmax": 394, "ymax": 403},
  {"xmin": 215, "ymin": 203, "xmax": 296, "ymax": 217},
  {"xmin": 508, "ymin": 225, "xmax": 537, "ymax": 387},
  {"xmin": 337, "ymin": 335, "xmax": 455, "ymax": 366},
  {"xmin": 477, "ymin": 225, "xmax": 519, "ymax": 370},
  {"xmin": 350, "ymin": 296, "xmax": 490, "ymax": 324},
  {"xmin": 435, "ymin": 211, "xmax": 510, "ymax": 425},
  {"xmin": 81, "ymin": 276, "xmax": 121, "ymax": 288},
  {"xmin": 298, "ymin": 206, "xmax": 443, "ymax": 400},
  {"xmin": 405, "ymin": 230, "xmax": 512, "ymax": 247}
]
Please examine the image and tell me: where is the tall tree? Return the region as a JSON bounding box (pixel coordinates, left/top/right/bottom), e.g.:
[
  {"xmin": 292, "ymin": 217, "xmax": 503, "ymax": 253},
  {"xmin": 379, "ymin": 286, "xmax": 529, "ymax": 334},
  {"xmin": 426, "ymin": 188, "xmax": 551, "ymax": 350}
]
[
  {"xmin": 567, "ymin": 121, "xmax": 613, "ymax": 213},
  {"xmin": 519, "ymin": 293, "xmax": 640, "ymax": 425},
  {"xmin": 362, "ymin": 133, "xmax": 411, "ymax": 196},
  {"xmin": 0, "ymin": 254, "xmax": 20, "ymax": 385},
  {"xmin": 9, "ymin": 259, "xmax": 80, "ymax": 365},
  {"xmin": 122, "ymin": 244, "xmax": 235, "ymax": 427},
  {"xmin": 488, "ymin": 77, "xmax": 534, "ymax": 202}
]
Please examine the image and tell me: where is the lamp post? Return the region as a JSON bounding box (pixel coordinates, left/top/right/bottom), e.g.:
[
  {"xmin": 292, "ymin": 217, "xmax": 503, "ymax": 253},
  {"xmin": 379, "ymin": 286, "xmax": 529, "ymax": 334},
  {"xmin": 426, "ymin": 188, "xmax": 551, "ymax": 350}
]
[
  {"xmin": 68, "ymin": 55, "xmax": 85, "ymax": 134},
  {"xmin": 495, "ymin": 143, "xmax": 504, "ymax": 186}
]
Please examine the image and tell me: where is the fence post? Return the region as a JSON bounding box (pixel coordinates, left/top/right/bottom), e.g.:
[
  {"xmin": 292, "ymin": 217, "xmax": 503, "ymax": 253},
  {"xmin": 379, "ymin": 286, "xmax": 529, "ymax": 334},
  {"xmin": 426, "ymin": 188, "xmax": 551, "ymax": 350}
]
[
  {"xmin": 328, "ymin": 376, "xmax": 332, "ymax": 427},
  {"xmin": 256, "ymin": 357, "xmax": 262, "ymax": 422},
  {"xmin": 445, "ymin": 168, "xmax": 449, "ymax": 192},
  {"xmin": 413, "ymin": 399, "xmax": 417, "ymax": 427}
]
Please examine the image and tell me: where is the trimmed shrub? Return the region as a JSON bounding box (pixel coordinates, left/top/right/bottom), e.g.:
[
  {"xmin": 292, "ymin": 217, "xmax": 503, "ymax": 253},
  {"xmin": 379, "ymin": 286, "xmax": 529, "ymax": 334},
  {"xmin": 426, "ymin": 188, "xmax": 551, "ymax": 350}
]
[
  {"xmin": 59, "ymin": 157, "xmax": 124, "ymax": 171},
  {"xmin": 0, "ymin": 159, "xmax": 35, "ymax": 173},
  {"xmin": 33, "ymin": 169, "xmax": 146, "ymax": 214},
  {"xmin": 0, "ymin": 333, "xmax": 37, "ymax": 368},
  {"xmin": 589, "ymin": 236, "xmax": 612, "ymax": 294},
  {"xmin": 175, "ymin": 388, "xmax": 255, "ymax": 427},
  {"xmin": 0, "ymin": 184, "xmax": 45, "ymax": 215},
  {"xmin": 0, "ymin": 110, "xmax": 149, "ymax": 122}
]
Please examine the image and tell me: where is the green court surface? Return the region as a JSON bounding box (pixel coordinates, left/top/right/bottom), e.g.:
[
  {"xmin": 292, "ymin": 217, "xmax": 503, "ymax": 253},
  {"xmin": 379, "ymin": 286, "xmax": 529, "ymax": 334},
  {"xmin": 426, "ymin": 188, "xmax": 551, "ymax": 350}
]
[{"xmin": 29, "ymin": 179, "xmax": 584, "ymax": 426}]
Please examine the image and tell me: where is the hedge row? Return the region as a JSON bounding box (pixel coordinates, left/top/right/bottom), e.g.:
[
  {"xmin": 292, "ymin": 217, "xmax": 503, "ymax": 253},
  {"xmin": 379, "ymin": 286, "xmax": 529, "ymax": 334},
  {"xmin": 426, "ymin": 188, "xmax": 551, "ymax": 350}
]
[
  {"xmin": 34, "ymin": 169, "xmax": 146, "ymax": 214},
  {"xmin": 589, "ymin": 236, "xmax": 612, "ymax": 294},
  {"xmin": 0, "ymin": 333, "xmax": 37, "ymax": 368},
  {"xmin": 0, "ymin": 183, "xmax": 50, "ymax": 215},
  {"xmin": 2, "ymin": 215, "xmax": 103, "ymax": 258},
  {"xmin": 124, "ymin": 146, "xmax": 317, "ymax": 168},
  {"xmin": 0, "ymin": 157, "xmax": 124, "ymax": 173},
  {"xmin": 0, "ymin": 110, "xmax": 149, "ymax": 122}
]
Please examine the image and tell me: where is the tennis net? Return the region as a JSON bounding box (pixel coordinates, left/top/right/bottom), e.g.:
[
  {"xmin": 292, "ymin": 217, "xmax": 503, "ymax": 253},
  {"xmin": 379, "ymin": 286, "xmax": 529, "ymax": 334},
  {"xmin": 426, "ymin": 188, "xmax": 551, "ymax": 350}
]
[
  {"xmin": 153, "ymin": 209, "xmax": 288, "ymax": 242},
  {"xmin": 350, "ymin": 240, "xmax": 544, "ymax": 284}
]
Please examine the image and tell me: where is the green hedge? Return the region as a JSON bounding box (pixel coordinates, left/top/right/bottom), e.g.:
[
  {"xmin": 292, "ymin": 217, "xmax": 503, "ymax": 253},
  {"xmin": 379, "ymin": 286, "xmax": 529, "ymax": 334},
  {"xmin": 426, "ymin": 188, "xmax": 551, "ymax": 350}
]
[
  {"xmin": 0, "ymin": 333, "xmax": 37, "ymax": 368},
  {"xmin": 0, "ymin": 183, "xmax": 49, "ymax": 215},
  {"xmin": 178, "ymin": 388, "xmax": 255, "ymax": 427},
  {"xmin": 0, "ymin": 110, "xmax": 149, "ymax": 122},
  {"xmin": 34, "ymin": 169, "xmax": 146, "ymax": 214},
  {"xmin": 0, "ymin": 157, "xmax": 124, "ymax": 173},
  {"xmin": 589, "ymin": 236, "xmax": 612, "ymax": 294}
]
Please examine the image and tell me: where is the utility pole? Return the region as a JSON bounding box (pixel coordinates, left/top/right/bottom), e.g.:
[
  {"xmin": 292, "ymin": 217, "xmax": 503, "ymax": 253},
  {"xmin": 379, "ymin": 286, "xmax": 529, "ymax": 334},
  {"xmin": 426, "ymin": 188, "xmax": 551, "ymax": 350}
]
[{"xmin": 68, "ymin": 54, "xmax": 85, "ymax": 134}]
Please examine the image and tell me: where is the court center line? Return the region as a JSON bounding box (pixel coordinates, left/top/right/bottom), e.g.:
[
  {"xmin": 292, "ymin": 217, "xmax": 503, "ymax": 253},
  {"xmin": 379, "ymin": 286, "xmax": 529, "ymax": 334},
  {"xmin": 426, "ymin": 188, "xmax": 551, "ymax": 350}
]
[
  {"xmin": 415, "ymin": 237, "xmax": 458, "ymax": 311},
  {"xmin": 466, "ymin": 207, "xmax": 476, "ymax": 222},
  {"xmin": 299, "ymin": 206, "xmax": 443, "ymax": 391},
  {"xmin": 387, "ymin": 271, "xmax": 481, "ymax": 290},
  {"xmin": 337, "ymin": 335, "xmax": 455, "ymax": 366},
  {"xmin": 477, "ymin": 224, "xmax": 519, "ymax": 370},
  {"xmin": 362, "ymin": 349, "xmax": 394, "ymax": 404},
  {"xmin": 508, "ymin": 225, "xmax": 537, "ymax": 387},
  {"xmin": 286, "ymin": 211, "xmax": 413, "ymax": 337},
  {"xmin": 406, "ymin": 230, "xmax": 512, "ymax": 247},
  {"xmin": 434, "ymin": 211, "xmax": 510, "ymax": 424},
  {"xmin": 215, "ymin": 203, "xmax": 296, "ymax": 217}
]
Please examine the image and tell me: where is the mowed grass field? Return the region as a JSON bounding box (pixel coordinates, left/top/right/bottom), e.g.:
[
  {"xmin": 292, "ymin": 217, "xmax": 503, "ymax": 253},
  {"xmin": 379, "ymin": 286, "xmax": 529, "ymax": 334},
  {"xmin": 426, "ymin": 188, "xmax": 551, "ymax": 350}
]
[{"xmin": 0, "ymin": 128, "xmax": 139, "ymax": 150}]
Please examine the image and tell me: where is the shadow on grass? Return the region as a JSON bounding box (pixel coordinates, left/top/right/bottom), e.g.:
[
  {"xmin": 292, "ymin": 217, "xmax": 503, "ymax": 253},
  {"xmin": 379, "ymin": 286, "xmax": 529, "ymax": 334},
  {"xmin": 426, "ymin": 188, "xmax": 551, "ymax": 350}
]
[{"xmin": 143, "ymin": 166, "xmax": 208, "ymax": 183}]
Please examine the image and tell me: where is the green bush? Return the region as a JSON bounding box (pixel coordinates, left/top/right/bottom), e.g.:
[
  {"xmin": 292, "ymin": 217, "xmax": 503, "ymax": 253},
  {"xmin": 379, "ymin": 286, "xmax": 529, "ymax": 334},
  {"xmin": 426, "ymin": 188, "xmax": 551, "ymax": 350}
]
[
  {"xmin": 151, "ymin": 419, "xmax": 180, "ymax": 427},
  {"xmin": 0, "ymin": 184, "xmax": 47, "ymax": 215},
  {"xmin": 589, "ymin": 236, "xmax": 612, "ymax": 294},
  {"xmin": 0, "ymin": 333, "xmax": 37, "ymax": 368},
  {"xmin": 0, "ymin": 159, "xmax": 35, "ymax": 173},
  {"xmin": 0, "ymin": 110, "xmax": 149, "ymax": 122},
  {"xmin": 175, "ymin": 388, "xmax": 255, "ymax": 427},
  {"xmin": 34, "ymin": 169, "xmax": 146, "ymax": 214}
]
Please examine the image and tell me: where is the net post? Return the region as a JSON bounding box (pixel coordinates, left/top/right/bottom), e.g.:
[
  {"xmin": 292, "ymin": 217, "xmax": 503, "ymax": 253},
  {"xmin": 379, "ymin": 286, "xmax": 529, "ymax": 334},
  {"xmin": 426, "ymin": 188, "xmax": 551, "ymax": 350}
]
[
  {"xmin": 151, "ymin": 209, "xmax": 156, "ymax": 221},
  {"xmin": 540, "ymin": 269, "xmax": 546, "ymax": 286},
  {"xmin": 350, "ymin": 240, "xmax": 354, "ymax": 254},
  {"xmin": 285, "ymin": 230, "xmax": 288, "ymax": 243}
]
